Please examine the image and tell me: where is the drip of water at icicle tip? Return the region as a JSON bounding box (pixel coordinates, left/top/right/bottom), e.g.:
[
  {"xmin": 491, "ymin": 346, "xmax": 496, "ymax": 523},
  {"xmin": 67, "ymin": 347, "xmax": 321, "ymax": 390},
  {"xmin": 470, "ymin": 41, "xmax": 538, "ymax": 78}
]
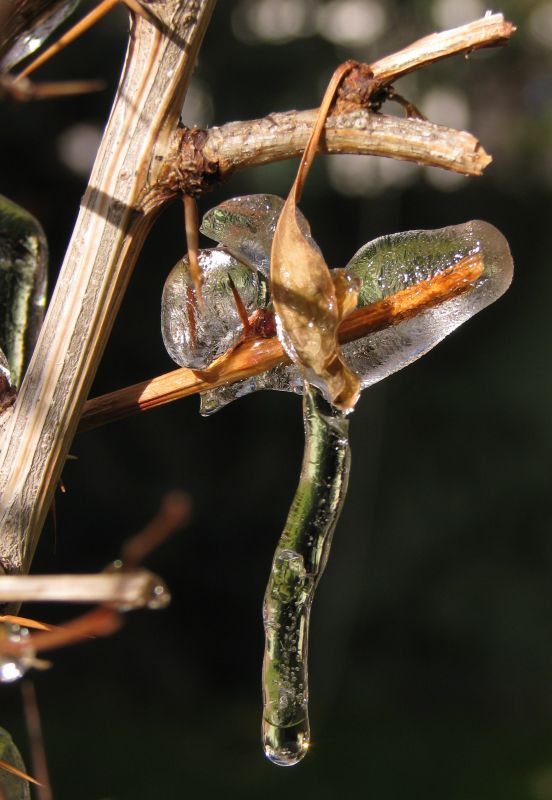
[
  {"xmin": 262, "ymin": 716, "xmax": 310, "ymax": 767},
  {"xmin": 262, "ymin": 548, "xmax": 311, "ymax": 767}
]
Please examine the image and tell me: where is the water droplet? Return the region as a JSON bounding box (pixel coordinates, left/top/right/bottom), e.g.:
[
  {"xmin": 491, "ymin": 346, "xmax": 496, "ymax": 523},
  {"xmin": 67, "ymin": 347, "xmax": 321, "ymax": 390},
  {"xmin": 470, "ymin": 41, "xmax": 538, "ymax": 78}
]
[
  {"xmin": 262, "ymin": 717, "xmax": 310, "ymax": 766},
  {"xmin": 0, "ymin": 623, "xmax": 34, "ymax": 683},
  {"xmin": 147, "ymin": 578, "xmax": 171, "ymax": 610}
]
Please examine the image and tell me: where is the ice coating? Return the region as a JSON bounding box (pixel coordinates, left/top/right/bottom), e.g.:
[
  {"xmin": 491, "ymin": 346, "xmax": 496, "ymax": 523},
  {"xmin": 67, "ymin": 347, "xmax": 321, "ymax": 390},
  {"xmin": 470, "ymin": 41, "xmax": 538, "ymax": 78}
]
[
  {"xmin": 200, "ymin": 219, "xmax": 513, "ymax": 413},
  {"xmin": 343, "ymin": 220, "xmax": 513, "ymax": 390},
  {"xmin": 0, "ymin": 622, "xmax": 34, "ymax": 683},
  {"xmin": 161, "ymin": 248, "xmax": 269, "ymax": 370},
  {"xmin": 0, "ymin": 193, "xmax": 48, "ymax": 388},
  {"xmin": 200, "ymin": 194, "xmax": 314, "ymax": 277},
  {"xmin": 0, "ymin": 726, "xmax": 32, "ymax": 800},
  {"xmin": 262, "ymin": 384, "xmax": 350, "ymax": 766},
  {"xmin": 0, "ymin": 0, "xmax": 80, "ymax": 70}
]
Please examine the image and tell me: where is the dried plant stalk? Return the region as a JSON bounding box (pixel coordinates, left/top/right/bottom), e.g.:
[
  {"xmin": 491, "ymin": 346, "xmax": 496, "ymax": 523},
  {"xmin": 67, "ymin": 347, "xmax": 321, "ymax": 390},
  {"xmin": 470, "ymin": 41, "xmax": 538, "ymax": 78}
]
[
  {"xmin": 0, "ymin": 571, "xmax": 165, "ymax": 607},
  {"xmin": 0, "ymin": 0, "xmax": 216, "ymax": 580}
]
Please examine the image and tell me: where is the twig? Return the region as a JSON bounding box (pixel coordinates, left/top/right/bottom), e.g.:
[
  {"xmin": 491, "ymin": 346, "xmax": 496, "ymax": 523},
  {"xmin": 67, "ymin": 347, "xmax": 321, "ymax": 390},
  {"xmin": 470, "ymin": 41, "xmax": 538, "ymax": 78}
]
[
  {"xmin": 0, "ymin": 570, "xmax": 168, "ymax": 607},
  {"xmin": 370, "ymin": 13, "xmax": 515, "ymax": 83},
  {"xmin": 80, "ymin": 253, "xmax": 483, "ymax": 431},
  {"xmin": 155, "ymin": 13, "xmax": 513, "ymax": 199},
  {"xmin": 201, "ymin": 110, "xmax": 491, "ymax": 180},
  {"xmin": 120, "ymin": 490, "xmax": 191, "ymax": 567},
  {"xmin": 21, "ymin": 683, "xmax": 52, "ymax": 800}
]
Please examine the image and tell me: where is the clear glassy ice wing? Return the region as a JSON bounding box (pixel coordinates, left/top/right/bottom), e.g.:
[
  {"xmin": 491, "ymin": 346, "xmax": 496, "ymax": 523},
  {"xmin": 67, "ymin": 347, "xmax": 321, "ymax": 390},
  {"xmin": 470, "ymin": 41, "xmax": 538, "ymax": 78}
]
[
  {"xmin": 161, "ymin": 247, "xmax": 269, "ymax": 370},
  {"xmin": 200, "ymin": 193, "xmax": 314, "ymax": 277},
  {"xmin": 200, "ymin": 219, "xmax": 513, "ymax": 414}
]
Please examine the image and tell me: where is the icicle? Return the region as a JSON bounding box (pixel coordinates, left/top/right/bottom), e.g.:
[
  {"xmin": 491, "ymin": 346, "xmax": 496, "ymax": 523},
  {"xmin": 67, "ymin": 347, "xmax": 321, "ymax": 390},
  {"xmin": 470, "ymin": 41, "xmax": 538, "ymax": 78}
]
[{"xmin": 262, "ymin": 383, "xmax": 350, "ymax": 766}]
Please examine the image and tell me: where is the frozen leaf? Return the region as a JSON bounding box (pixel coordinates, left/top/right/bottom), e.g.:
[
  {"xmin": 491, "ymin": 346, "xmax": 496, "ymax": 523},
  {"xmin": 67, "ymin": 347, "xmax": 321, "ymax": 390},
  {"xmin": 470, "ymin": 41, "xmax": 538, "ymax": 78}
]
[
  {"xmin": 0, "ymin": 0, "xmax": 79, "ymax": 70},
  {"xmin": 0, "ymin": 194, "xmax": 48, "ymax": 388},
  {"xmin": 161, "ymin": 247, "xmax": 269, "ymax": 370}
]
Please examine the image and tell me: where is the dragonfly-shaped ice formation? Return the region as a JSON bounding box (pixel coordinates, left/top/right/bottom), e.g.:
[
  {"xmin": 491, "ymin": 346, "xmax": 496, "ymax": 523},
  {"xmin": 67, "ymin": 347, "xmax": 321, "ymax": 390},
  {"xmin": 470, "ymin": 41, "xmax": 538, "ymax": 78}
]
[{"xmin": 161, "ymin": 194, "xmax": 513, "ymax": 766}]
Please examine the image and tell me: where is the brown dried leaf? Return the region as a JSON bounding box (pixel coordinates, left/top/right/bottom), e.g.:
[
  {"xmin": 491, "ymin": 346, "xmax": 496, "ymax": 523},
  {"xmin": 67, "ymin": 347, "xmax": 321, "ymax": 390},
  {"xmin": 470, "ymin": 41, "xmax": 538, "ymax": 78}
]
[
  {"xmin": 271, "ymin": 201, "xmax": 360, "ymax": 409},
  {"xmin": 270, "ymin": 61, "xmax": 364, "ymax": 410}
]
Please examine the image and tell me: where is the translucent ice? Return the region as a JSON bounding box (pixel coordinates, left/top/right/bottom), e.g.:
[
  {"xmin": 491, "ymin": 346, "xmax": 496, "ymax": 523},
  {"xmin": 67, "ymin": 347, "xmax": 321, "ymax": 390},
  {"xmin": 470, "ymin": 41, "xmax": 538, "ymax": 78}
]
[
  {"xmin": 0, "ymin": 0, "xmax": 80, "ymax": 71},
  {"xmin": 343, "ymin": 220, "xmax": 513, "ymax": 391},
  {"xmin": 0, "ymin": 726, "xmax": 32, "ymax": 800},
  {"xmin": 201, "ymin": 194, "xmax": 314, "ymax": 277},
  {"xmin": 0, "ymin": 622, "xmax": 34, "ymax": 683},
  {"xmin": 200, "ymin": 219, "xmax": 513, "ymax": 413},
  {"xmin": 0, "ymin": 194, "xmax": 48, "ymax": 387},
  {"xmin": 262, "ymin": 384, "xmax": 350, "ymax": 766},
  {"xmin": 161, "ymin": 248, "xmax": 269, "ymax": 370}
]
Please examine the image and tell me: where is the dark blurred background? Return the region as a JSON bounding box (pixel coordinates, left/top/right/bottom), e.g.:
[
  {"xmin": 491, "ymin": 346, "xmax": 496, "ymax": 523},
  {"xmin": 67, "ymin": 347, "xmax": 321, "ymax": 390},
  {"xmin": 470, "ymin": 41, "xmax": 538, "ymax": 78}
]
[{"xmin": 2, "ymin": 1, "xmax": 552, "ymax": 797}]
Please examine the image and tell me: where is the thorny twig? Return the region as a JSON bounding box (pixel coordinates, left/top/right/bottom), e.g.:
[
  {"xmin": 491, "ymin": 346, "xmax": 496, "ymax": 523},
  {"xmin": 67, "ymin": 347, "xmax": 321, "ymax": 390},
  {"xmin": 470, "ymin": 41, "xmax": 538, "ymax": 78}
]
[
  {"xmin": 0, "ymin": 492, "xmax": 190, "ymax": 656},
  {"xmin": 152, "ymin": 13, "xmax": 513, "ymax": 202}
]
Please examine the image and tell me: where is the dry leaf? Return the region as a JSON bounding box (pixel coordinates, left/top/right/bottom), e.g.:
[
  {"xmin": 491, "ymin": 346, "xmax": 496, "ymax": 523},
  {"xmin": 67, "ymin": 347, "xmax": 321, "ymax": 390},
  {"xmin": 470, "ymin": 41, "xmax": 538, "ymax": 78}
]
[
  {"xmin": 270, "ymin": 62, "xmax": 364, "ymax": 410},
  {"xmin": 271, "ymin": 202, "xmax": 360, "ymax": 409}
]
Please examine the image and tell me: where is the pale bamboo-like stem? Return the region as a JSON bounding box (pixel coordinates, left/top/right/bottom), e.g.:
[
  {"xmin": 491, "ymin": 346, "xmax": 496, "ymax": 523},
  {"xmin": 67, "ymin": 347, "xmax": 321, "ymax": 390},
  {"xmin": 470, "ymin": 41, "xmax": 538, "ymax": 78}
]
[
  {"xmin": 0, "ymin": 571, "xmax": 165, "ymax": 607},
  {"xmin": 0, "ymin": 0, "xmax": 217, "ymax": 581}
]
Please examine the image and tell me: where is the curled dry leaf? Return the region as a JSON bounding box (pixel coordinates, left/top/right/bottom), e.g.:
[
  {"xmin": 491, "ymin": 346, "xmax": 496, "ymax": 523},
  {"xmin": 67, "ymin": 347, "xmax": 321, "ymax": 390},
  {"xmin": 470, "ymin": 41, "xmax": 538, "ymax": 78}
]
[
  {"xmin": 270, "ymin": 62, "xmax": 373, "ymax": 411},
  {"xmin": 271, "ymin": 206, "xmax": 360, "ymax": 409}
]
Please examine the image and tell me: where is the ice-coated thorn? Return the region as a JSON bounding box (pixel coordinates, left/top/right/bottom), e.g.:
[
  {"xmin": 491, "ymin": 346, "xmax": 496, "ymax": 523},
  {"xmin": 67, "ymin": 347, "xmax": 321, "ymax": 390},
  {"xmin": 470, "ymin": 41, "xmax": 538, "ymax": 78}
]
[
  {"xmin": 0, "ymin": 622, "xmax": 35, "ymax": 683},
  {"xmin": 162, "ymin": 248, "xmax": 268, "ymax": 370}
]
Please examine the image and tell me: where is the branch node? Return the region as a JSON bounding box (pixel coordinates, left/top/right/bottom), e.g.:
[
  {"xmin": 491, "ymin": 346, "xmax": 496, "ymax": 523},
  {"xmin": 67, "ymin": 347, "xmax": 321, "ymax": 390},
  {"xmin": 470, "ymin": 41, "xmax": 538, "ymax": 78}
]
[{"xmin": 143, "ymin": 126, "xmax": 219, "ymax": 210}]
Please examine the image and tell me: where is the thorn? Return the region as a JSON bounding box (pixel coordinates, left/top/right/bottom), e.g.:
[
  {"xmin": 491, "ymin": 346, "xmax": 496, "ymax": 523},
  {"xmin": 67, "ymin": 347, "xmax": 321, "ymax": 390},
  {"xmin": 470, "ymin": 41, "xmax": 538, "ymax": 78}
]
[
  {"xmin": 386, "ymin": 87, "xmax": 426, "ymax": 120},
  {"xmin": 1, "ymin": 76, "xmax": 105, "ymax": 101},
  {"xmin": 21, "ymin": 682, "xmax": 53, "ymax": 800},
  {"xmin": 183, "ymin": 195, "xmax": 204, "ymax": 313},
  {"xmin": 15, "ymin": 0, "xmax": 120, "ymax": 81},
  {"xmin": 227, "ymin": 274, "xmax": 251, "ymax": 336},
  {"xmin": 49, "ymin": 495, "xmax": 57, "ymax": 549},
  {"xmin": 121, "ymin": 0, "xmax": 157, "ymax": 24},
  {"xmin": 120, "ymin": 490, "xmax": 191, "ymax": 568},
  {"xmin": 186, "ymin": 285, "xmax": 198, "ymax": 351},
  {"xmin": 0, "ymin": 616, "xmax": 55, "ymax": 632},
  {"xmin": 0, "ymin": 758, "xmax": 41, "ymax": 787},
  {"xmin": 22, "ymin": 79, "xmax": 105, "ymax": 100}
]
